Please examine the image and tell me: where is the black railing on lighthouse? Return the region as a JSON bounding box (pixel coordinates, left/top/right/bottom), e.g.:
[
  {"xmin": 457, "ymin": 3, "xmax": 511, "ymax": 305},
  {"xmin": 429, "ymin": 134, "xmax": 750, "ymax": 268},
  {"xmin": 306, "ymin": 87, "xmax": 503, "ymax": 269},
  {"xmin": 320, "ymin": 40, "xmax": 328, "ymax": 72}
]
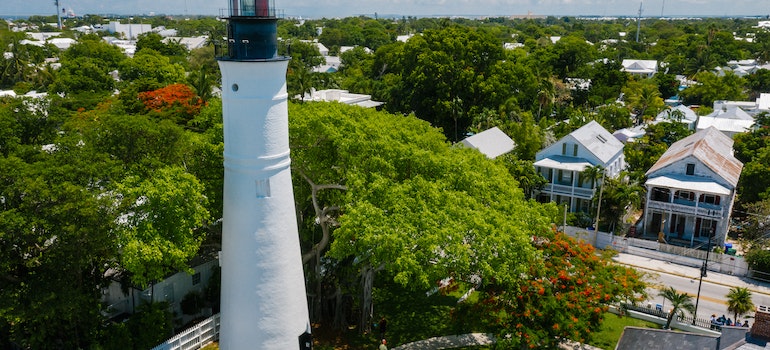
[{"xmin": 216, "ymin": 0, "xmax": 286, "ymax": 61}]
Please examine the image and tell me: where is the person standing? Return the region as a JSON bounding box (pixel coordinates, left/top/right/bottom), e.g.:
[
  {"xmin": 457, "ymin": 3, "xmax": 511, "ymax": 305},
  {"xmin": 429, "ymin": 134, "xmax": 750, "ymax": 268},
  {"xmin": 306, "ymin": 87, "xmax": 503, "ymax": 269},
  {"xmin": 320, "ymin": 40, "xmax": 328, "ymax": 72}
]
[
  {"xmin": 379, "ymin": 317, "xmax": 388, "ymax": 340},
  {"xmin": 379, "ymin": 339, "xmax": 388, "ymax": 350}
]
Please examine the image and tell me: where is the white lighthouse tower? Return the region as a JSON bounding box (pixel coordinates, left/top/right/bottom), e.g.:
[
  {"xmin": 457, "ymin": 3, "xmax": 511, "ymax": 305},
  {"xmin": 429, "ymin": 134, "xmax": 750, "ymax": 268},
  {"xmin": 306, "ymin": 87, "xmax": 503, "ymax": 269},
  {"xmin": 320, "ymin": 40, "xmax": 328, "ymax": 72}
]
[{"xmin": 217, "ymin": 0, "xmax": 311, "ymax": 349}]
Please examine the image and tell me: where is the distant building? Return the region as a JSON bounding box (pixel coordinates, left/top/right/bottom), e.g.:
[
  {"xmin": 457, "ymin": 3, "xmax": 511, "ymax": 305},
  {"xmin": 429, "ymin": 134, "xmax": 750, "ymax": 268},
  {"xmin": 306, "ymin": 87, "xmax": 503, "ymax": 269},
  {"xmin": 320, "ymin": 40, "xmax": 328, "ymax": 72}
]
[
  {"xmin": 163, "ymin": 36, "xmax": 209, "ymax": 51},
  {"xmin": 697, "ymin": 106, "xmax": 754, "ymax": 138},
  {"xmin": 534, "ymin": 121, "xmax": 625, "ymax": 213},
  {"xmin": 458, "ymin": 127, "xmax": 515, "ymax": 159},
  {"xmin": 655, "ymin": 104, "xmax": 698, "ymax": 130},
  {"xmin": 622, "ymin": 59, "xmax": 658, "ymax": 78},
  {"xmin": 107, "ymin": 21, "xmax": 152, "ymax": 40},
  {"xmin": 304, "ymin": 89, "xmax": 383, "ymax": 108}
]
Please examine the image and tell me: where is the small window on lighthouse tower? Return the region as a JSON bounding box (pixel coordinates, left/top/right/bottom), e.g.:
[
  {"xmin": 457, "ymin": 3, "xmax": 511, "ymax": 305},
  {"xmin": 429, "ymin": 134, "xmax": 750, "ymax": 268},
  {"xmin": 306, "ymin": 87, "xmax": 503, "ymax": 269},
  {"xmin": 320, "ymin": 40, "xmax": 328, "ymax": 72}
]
[{"xmin": 256, "ymin": 179, "xmax": 271, "ymax": 198}]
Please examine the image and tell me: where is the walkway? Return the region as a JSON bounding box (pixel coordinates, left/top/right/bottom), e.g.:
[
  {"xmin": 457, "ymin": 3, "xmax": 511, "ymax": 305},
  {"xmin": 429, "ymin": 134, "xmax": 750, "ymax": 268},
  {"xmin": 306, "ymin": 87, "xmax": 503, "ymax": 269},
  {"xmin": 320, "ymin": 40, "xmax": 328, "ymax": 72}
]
[{"xmin": 390, "ymin": 333, "xmax": 602, "ymax": 350}]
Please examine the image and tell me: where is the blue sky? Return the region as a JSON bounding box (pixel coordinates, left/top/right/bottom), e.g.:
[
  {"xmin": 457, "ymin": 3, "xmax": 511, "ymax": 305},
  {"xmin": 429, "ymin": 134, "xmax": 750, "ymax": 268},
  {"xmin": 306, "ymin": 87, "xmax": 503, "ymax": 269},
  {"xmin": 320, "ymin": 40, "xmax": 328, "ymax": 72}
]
[{"xmin": 4, "ymin": 0, "xmax": 766, "ymax": 19}]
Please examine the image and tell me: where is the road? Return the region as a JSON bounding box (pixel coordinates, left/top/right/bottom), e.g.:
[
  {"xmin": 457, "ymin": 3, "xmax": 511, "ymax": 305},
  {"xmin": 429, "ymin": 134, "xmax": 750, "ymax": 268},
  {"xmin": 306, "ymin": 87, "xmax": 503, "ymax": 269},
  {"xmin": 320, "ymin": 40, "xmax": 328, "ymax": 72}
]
[{"xmin": 637, "ymin": 266, "xmax": 770, "ymax": 323}]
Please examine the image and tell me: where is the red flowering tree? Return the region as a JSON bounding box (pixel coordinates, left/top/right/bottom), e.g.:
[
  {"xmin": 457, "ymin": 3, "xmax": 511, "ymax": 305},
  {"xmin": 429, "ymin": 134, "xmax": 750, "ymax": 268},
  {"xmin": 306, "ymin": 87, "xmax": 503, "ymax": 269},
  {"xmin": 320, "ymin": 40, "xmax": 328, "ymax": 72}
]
[
  {"xmin": 137, "ymin": 83, "xmax": 204, "ymax": 125},
  {"xmin": 469, "ymin": 231, "xmax": 648, "ymax": 349}
]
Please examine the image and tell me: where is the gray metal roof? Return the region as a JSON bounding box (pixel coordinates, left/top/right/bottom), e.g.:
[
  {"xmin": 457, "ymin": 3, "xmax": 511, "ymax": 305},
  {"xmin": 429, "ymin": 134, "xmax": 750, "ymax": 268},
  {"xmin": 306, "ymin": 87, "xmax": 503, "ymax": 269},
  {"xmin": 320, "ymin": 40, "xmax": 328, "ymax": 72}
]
[
  {"xmin": 570, "ymin": 120, "xmax": 624, "ymax": 164},
  {"xmin": 645, "ymin": 126, "xmax": 743, "ymax": 188},
  {"xmin": 459, "ymin": 127, "xmax": 515, "ymax": 159}
]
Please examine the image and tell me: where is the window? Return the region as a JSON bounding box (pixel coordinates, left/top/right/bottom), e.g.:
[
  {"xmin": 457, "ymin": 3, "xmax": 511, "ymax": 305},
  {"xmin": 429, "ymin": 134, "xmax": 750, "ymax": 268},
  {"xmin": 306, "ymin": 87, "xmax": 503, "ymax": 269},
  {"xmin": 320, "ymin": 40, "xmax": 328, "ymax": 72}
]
[
  {"xmin": 695, "ymin": 219, "xmax": 717, "ymax": 238},
  {"xmin": 192, "ymin": 272, "xmax": 201, "ymax": 285},
  {"xmin": 573, "ymin": 144, "xmax": 578, "ymax": 156},
  {"xmin": 686, "ymin": 163, "xmax": 695, "ymax": 175},
  {"xmin": 562, "ymin": 143, "xmax": 567, "ymax": 155},
  {"xmin": 651, "ymin": 187, "xmax": 670, "ymax": 202},
  {"xmin": 701, "ymin": 194, "xmax": 721, "ymax": 205},
  {"xmin": 674, "ymin": 190, "xmax": 695, "ymax": 201},
  {"xmin": 256, "ymin": 179, "xmax": 271, "ymax": 198}
]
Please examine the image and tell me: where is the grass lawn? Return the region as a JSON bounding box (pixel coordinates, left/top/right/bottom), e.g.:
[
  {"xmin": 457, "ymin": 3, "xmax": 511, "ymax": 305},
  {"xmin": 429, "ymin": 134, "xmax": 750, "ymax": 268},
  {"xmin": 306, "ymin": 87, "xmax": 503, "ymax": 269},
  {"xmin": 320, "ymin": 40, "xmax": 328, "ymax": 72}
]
[{"xmin": 587, "ymin": 313, "xmax": 661, "ymax": 350}]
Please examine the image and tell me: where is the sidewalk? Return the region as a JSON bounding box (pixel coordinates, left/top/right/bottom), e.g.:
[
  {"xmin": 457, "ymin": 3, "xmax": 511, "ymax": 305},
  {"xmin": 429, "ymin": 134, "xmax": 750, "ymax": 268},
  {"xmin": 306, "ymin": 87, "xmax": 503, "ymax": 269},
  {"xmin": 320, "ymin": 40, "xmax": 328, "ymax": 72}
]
[{"xmin": 613, "ymin": 252, "xmax": 770, "ymax": 296}]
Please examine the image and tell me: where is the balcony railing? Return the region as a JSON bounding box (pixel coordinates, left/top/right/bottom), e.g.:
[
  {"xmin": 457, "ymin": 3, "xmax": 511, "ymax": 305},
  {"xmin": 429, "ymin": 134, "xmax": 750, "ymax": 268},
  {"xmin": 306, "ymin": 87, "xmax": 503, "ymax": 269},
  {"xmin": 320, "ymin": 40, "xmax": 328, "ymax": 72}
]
[
  {"xmin": 647, "ymin": 200, "xmax": 723, "ymax": 218},
  {"xmin": 542, "ymin": 184, "xmax": 595, "ymax": 198}
]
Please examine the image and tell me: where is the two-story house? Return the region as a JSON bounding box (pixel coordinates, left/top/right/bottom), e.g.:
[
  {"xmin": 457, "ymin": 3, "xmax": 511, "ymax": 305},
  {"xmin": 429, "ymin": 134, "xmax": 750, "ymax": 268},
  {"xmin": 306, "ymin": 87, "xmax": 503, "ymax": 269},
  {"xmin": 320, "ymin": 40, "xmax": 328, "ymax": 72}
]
[
  {"xmin": 642, "ymin": 126, "xmax": 743, "ymax": 248},
  {"xmin": 534, "ymin": 121, "xmax": 625, "ymax": 213}
]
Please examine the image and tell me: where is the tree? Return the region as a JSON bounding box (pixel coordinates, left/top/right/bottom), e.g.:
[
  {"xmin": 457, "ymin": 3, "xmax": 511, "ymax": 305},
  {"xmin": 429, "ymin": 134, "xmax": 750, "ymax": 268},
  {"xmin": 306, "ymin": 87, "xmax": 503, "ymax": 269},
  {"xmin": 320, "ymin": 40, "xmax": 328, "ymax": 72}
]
[
  {"xmin": 473, "ymin": 232, "xmax": 647, "ymax": 348},
  {"xmin": 137, "ymin": 83, "xmax": 205, "ymax": 125},
  {"xmin": 118, "ymin": 48, "xmax": 186, "ymax": 93},
  {"xmin": 395, "ymin": 25, "xmax": 506, "ymax": 141},
  {"xmin": 136, "ymin": 32, "xmax": 188, "ymax": 59},
  {"xmin": 622, "ymin": 79, "xmax": 665, "ymax": 123},
  {"xmin": 660, "ymin": 286, "xmax": 696, "ymax": 330},
  {"xmin": 680, "ymin": 71, "xmax": 746, "ymax": 106},
  {"xmin": 726, "ymin": 286, "xmax": 755, "ymax": 321},
  {"xmin": 113, "ymin": 166, "xmax": 210, "ymax": 287},
  {"xmin": 289, "ymin": 102, "xmax": 554, "ymax": 331}
]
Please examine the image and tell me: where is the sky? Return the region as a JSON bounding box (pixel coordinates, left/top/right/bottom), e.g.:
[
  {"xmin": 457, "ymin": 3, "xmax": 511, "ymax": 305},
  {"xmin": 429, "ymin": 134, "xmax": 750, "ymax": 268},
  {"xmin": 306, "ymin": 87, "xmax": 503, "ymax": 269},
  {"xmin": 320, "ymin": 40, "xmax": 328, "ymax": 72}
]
[{"xmin": 3, "ymin": 0, "xmax": 766, "ymax": 19}]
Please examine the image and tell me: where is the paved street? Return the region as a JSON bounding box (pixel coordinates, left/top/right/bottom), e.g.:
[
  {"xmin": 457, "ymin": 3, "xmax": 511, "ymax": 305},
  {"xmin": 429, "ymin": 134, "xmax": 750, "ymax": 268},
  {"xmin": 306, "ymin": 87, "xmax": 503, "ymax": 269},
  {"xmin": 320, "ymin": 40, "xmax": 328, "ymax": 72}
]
[{"xmin": 613, "ymin": 252, "xmax": 770, "ymax": 322}]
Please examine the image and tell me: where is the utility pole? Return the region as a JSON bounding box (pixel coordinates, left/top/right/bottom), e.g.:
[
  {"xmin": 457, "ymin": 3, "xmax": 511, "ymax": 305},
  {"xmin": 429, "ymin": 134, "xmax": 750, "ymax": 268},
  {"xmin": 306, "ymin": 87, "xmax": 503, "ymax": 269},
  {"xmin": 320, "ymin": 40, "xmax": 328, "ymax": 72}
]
[
  {"xmin": 55, "ymin": 0, "xmax": 62, "ymax": 30},
  {"xmin": 593, "ymin": 169, "xmax": 605, "ymax": 247},
  {"xmin": 693, "ymin": 229, "xmax": 713, "ymax": 325},
  {"xmin": 661, "ymin": 0, "xmax": 665, "ymax": 17},
  {"xmin": 636, "ymin": 1, "xmax": 643, "ymax": 43}
]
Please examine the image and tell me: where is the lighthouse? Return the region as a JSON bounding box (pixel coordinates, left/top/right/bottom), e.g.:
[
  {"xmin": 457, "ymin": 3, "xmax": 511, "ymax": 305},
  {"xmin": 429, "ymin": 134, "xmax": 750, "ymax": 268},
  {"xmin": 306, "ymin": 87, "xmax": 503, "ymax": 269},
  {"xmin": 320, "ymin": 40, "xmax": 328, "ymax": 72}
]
[{"xmin": 217, "ymin": 0, "xmax": 311, "ymax": 349}]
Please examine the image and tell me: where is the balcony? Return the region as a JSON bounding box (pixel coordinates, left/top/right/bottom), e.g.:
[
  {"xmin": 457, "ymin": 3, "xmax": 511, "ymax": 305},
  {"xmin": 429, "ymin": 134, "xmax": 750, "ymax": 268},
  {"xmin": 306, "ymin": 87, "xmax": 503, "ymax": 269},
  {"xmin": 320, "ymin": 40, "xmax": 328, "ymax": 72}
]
[
  {"xmin": 647, "ymin": 200, "xmax": 723, "ymax": 218},
  {"xmin": 542, "ymin": 184, "xmax": 595, "ymax": 199}
]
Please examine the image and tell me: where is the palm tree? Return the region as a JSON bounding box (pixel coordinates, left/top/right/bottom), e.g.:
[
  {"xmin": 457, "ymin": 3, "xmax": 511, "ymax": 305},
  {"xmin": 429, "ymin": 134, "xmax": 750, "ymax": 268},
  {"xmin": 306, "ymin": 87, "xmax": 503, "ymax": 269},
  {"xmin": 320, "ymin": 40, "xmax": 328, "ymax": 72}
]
[
  {"xmin": 581, "ymin": 164, "xmax": 605, "ymax": 232},
  {"xmin": 726, "ymin": 287, "xmax": 755, "ymax": 321},
  {"xmin": 660, "ymin": 286, "xmax": 696, "ymax": 329}
]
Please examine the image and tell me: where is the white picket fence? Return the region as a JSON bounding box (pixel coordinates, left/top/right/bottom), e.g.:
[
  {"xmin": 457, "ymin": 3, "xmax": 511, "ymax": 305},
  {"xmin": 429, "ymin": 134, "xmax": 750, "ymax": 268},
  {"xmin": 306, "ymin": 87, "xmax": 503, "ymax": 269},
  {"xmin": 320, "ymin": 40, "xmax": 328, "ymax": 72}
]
[
  {"xmin": 151, "ymin": 313, "xmax": 220, "ymax": 350},
  {"xmin": 563, "ymin": 226, "xmax": 749, "ymax": 277}
]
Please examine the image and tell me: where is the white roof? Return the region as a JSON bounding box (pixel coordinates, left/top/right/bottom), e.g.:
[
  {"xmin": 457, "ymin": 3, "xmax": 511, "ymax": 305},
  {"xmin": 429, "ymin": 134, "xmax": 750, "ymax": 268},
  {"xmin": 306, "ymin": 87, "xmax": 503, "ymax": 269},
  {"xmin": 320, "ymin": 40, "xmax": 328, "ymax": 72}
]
[
  {"xmin": 705, "ymin": 106, "xmax": 753, "ymax": 121},
  {"xmin": 696, "ymin": 116, "xmax": 754, "ymax": 134},
  {"xmin": 534, "ymin": 155, "xmax": 593, "ymax": 172},
  {"xmin": 758, "ymin": 93, "xmax": 770, "ymax": 110},
  {"xmin": 459, "ymin": 127, "xmax": 515, "ymax": 159},
  {"xmin": 646, "ymin": 174, "xmax": 731, "ymax": 195},
  {"xmin": 613, "ymin": 124, "xmax": 647, "ymax": 143},
  {"xmin": 622, "ymin": 59, "xmax": 658, "ymax": 74},
  {"xmin": 49, "ymin": 38, "xmax": 76, "ymax": 50},
  {"xmin": 570, "ymin": 120, "xmax": 624, "ymax": 164},
  {"xmin": 656, "ymin": 104, "xmax": 698, "ymax": 123}
]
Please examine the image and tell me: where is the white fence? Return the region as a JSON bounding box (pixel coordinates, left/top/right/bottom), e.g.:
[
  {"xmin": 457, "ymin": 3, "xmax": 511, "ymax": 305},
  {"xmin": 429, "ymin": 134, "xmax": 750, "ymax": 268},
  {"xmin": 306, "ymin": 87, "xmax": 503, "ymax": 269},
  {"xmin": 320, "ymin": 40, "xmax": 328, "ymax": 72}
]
[
  {"xmin": 151, "ymin": 313, "xmax": 220, "ymax": 350},
  {"xmin": 563, "ymin": 226, "xmax": 749, "ymax": 277}
]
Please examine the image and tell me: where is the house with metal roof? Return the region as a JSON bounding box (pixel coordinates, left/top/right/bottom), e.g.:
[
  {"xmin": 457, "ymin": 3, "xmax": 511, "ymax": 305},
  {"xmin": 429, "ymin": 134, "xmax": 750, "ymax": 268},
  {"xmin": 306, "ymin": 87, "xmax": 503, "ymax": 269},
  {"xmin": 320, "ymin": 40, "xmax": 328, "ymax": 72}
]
[
  {"xmin": 641, "ymin": 127, "xmax": 743, "ymax": 249},
  {"xmin": 622, "ymin": 59, "xmax": 658, "ymax": 78},
  {"xmin": 697, "ymin": 106, "xmax": 755, "ymax": 138},
  {"xmin": 655, "ymin": 104, "xmax": 698, "ymax": 130},
  {"xmin": 458, "ymin": 127, "xmax": 515, "ymax": 159},
  {"xmin": 533, "ymin": 121, "xmax": 625, "ymax": 213}
]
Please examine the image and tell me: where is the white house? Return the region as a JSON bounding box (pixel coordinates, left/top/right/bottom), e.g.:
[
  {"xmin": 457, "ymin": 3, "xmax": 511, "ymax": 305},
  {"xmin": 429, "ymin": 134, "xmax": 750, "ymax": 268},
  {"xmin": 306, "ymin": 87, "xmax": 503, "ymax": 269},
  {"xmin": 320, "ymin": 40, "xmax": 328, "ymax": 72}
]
[
  {"xmin": 304, "ymin": 89, "xmax": 383, "ymax": 108},
  {"xmin": 534, "ymin": 121, "xmax": 625, "ymax": 213},
  {"xmin": 622, "ymin": 59, "xmax": 658, "ymax": 78},
  {"xmin": 697, "ymin": 106, "xmax": 755, "ymax": 138},
  {"xmin": 642, "ymin": 126, "xmax": 742, "ymax": 249},
  {"xmin": 107, "ymin": 21, "xmax": 152, "ymax": 40},
  {"xmin": 458, "ymin": 127, "xmax": 515, "ymax": 159},
  {"xmin": 102, "ymin": 259, "xmax": 219, "ymax": 326},
  {"xmin": 655, "ymin": 104, "xmax": 698, "ymax": 130}
]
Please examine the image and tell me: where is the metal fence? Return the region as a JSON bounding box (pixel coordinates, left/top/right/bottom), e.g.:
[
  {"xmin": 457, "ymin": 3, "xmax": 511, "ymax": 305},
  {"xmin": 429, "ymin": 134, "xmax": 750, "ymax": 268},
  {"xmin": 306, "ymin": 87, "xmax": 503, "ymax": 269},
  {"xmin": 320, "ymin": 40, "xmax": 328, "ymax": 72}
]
[
  {"xmin": 150, "ymin": 313, "xmax": 220, "ymax": 350},
  {"xmin": 621, "ymin": 303, "xmax": 716, "ymax": 330}
]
